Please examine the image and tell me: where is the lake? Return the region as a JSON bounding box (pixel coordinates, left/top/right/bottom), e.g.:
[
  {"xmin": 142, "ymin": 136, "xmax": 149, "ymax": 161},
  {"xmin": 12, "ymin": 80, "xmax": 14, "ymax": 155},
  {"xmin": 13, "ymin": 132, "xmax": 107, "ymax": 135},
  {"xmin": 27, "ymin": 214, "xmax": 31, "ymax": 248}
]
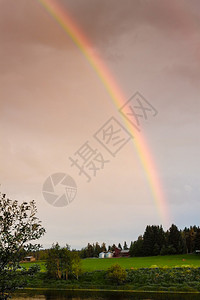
[{"xmin": 13, "ymin": 289, "xmax": 200, "ymax": 300}]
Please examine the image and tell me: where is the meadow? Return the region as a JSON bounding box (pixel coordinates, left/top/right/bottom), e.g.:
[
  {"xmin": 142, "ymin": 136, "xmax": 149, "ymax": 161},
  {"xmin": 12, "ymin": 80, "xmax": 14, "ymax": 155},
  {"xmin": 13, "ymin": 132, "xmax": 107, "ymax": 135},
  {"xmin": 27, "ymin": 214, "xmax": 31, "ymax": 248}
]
[
  {"xmin": 81, "ymin": 254, "xmax": 200, "ymax": 271},
  {"xmin": 20, "ymin": 254, "xmax": 200, "ymax": 272}
]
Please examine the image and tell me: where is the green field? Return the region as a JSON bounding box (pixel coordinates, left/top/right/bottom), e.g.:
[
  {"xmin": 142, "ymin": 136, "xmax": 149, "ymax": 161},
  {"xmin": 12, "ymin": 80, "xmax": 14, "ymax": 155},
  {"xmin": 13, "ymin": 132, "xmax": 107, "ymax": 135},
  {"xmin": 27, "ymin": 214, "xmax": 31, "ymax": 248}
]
[
  {"xmin": 20, "ymin": 254, "xmax": 200, "ymax": 272},
  {"xmin": 20, "ymin": 260, "xmax": 46, "ymax": 272},
  {"xmin": 81, "ymin": 254, "xmax": 200, "ymax": 271}
]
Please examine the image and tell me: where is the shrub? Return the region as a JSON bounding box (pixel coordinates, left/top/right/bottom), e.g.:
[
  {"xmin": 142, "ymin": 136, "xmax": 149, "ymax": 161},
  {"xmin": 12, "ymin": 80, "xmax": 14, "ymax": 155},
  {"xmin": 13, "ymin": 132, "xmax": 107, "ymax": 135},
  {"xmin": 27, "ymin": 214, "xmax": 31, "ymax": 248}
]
[
  {"xmin": 106, "ymin": 264, "xmax": 127, "ymax": 285},
  {"xmin": 28, "ymin": 264, "xmax": 41, "ymax": 275}
]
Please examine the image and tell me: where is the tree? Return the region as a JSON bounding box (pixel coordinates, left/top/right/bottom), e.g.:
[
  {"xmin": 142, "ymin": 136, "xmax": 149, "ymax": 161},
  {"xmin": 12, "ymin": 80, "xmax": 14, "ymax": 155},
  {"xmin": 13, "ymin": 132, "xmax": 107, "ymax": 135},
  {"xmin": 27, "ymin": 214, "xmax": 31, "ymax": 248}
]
[
  {"xmin": 70, "ymin": 251, "xmax": 82, "ymax": 280},
  {"xmin": 110, "ymin": 244, "xmax": 116, "ymax": 252},
  {"xmin": 94, "ymin": 242, "xmax": 101, "ymax": 257},
  {"xmin": 0, "ymin": 193, "xmax": 45, "ymax": 299},
  {"xmin": 142, "ymin": 225, "xmax": 154, "ymax": 256},
  {"xmin": 106, "ymin": 264, "xmax": 127, "ymax": 285},
  {"xmin": 46, "ymin": 243, "xmax": 70, "ymax": 279},
  {"xmin": 142, "ymin": 225, "xmax": 166, "ymax": 256},
  {"xmin": 79, "ymin": 247, "xmax": 87, "ymax": 259},
  {"xmin": 129, "ymin": 236, "xmax": 143, "ymax": 257},
  {"xmin": 123, "ymin": 241, "xmax": 128, "ymax": 250},
  {"xmin": 194, "ymin": 228, "xmax": 200, "ymax": 251},
  {"xmin": 118, "ymin": 243, "xmax": 122, "ymax": 250},
  {"xmin": 86, "ymin": 243, "xmax": 94, "ymax": 258},
  {"xmin": 168, "ymin": 224, "xmax": 184, "ymax": 254},
  {"xmin": 46, "ymin": 243, "xmax": 81, "ymax": 280},
  {"xmin": 101, "ymin": 242, "xmax": 107, "ymax": 252}
]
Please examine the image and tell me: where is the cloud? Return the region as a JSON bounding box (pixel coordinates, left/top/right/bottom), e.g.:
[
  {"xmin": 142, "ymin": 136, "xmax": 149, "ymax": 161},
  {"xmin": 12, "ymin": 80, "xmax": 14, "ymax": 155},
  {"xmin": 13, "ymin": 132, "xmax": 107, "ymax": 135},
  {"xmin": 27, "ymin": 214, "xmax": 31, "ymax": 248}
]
[{"xmin": 63, "ymin": 0, "xmax": 200, "ymax": 46}]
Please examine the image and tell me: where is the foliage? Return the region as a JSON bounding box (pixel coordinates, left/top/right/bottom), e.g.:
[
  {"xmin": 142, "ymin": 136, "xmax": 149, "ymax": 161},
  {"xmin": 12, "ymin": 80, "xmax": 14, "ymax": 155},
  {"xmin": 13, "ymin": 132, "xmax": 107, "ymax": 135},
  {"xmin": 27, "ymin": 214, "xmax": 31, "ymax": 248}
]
[
  {"xmin": 45, "ymin": 243, "xmax": 82, "ymax": 280},
  {"xmin": 18, "ymin": 256, "xmax": 200, "ymax": 292},
  {"xmin": 0, "ymin": 193, "xmax": 45, "ymax": 299},
  {"xmin": 0, "ymin": 194, "xmax": 45, "ymax": 299},
  {"xmin": 129, "ymin": 224, "xmax": 200, "ymax": 257},
  {"xmin": 142, "ymin": 225, "xmax": 166, "ymax": 256},
  {"xmin": 123, "ymin": 241, "xmax": 128, "ymax": 250},
  {"xmin": 195, "ymin": 228, "xmax": 200, "ymax": 250},
  {"xmin": 168, "ymin": 224, "xmax": 185, "ymax": 254},
  {"xmin": 126, "ymin": 267, "xmax": 200, "ymax": 285},
  {"xmin": 70, "ymin": 251, "xmax": 82, "ymax": 279},
  {"xmin": 129, "ymin": 236, "xmax": 143, "ymax": 257},
  {"xmin": 106, "ymin": 264, "xmax": 127, "ymax": 285},
  {"xmin": 118, "ymin": 243, "xmax": 122, "ymax": 250},
  {"xmin": 28, "ymin": 264, "xmax": 41, "ymax": 275}
]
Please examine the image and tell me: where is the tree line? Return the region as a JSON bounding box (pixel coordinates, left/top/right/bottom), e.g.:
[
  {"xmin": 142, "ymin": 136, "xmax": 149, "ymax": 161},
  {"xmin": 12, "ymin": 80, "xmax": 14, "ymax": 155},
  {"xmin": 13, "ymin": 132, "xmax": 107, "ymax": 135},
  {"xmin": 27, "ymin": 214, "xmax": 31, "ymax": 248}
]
[
  {"xmin": 32, "ymin": 225, "xmax": 200, "ymax": 260},
  {"xmin": 130, "ymin": 224, "xmax": 200, "ymax": 256},
  {"xmin": 29, "ymin": 241, "xmax": 129, "ymax": 260},
  {"xmin": 70, "ymin": 224, "xmax": 200, "ymax": 258},
  {"xmin": 29, "ymin": 224, "xmax": 200, "ymax": 260}
]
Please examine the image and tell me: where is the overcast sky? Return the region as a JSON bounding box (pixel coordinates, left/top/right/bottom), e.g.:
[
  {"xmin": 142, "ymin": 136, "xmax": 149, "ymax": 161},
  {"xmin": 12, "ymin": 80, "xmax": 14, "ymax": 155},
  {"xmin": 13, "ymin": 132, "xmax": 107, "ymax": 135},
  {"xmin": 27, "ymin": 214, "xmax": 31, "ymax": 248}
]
[{"xmin": 0, "ymin": 0, "xmax": 200, "ymax": 249}]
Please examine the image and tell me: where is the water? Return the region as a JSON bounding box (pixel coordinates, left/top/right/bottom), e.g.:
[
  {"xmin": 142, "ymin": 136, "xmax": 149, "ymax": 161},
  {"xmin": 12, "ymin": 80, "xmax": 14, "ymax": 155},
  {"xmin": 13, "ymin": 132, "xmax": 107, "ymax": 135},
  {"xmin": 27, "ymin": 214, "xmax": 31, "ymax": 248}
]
[{"xmin": 12, "ymin": 289, "xmax": 200, "ymax": 300}]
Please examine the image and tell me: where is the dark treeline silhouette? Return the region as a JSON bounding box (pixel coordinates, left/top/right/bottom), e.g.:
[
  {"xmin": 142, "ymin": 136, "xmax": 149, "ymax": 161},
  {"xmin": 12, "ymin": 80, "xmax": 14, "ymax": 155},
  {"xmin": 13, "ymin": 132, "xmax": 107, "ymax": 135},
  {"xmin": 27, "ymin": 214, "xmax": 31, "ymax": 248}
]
[
  {"xmin": 28, "ymin": 224, "xmax": 200, "ymax": 259},
  {"xmin": 130, "ymin": 224, "xmax": 200, "ymax": 257}
]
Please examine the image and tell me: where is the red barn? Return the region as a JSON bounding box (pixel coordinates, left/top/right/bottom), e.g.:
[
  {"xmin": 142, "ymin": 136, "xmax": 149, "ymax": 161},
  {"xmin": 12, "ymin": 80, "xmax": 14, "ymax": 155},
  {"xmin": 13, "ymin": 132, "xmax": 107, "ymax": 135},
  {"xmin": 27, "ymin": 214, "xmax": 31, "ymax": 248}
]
[
  {"xmin": 113, "ymin": 247, "xmax": 130, "ymax": 257},
  {"xmin": 120, "ymin": 250, "xmax": 130, "ymax": 257},
  {"xmin": 113, "ymin": 247, "xmax": 121, "ymax": 257}
]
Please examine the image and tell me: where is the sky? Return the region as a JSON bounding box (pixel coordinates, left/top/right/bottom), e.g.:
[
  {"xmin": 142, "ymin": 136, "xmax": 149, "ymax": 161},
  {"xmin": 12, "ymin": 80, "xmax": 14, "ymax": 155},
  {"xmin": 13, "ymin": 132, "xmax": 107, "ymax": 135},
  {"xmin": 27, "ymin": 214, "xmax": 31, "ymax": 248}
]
[{"xmin": 0, "ymin": 0, "xmax": 200, "ymax": 250}]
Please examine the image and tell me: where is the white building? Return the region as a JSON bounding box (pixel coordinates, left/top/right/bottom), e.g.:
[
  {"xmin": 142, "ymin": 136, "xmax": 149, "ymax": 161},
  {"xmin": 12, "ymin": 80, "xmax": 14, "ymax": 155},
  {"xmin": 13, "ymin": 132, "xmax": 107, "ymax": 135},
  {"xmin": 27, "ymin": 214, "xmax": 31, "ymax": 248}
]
[
  {"xmin": 105, "ymin": 252, "xmax": 113, "ymax": 258},
  {"xmin": 99, "ymin": 252, "xmax": 105, "ymax": 258}
]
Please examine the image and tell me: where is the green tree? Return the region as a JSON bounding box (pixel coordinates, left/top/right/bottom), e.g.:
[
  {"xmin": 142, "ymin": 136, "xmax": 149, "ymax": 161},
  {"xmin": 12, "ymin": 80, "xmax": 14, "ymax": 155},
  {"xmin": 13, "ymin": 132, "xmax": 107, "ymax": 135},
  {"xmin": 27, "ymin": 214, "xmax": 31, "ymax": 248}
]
[
  {"xmin": 194, "ymin": 228, "xmax": 200, "ymax": 251},
  {"xmin": 79, "ymin": 248, "xmax": 87, "ymax": 259},
  {"xmin": 129, "ymin": 236, "xmax": 143, "ymax": 257},
  {"xmin": 0, "ymin": 193, "xmax": 45, "ymax": 299},
  {"xmin": 70, "ymin": 251, "xmax": 82, "ymax": 279},
  {"xmin": 123, "ymin": 241, "xmax": 128, "ymax": 250},
  {"xmin": 118, "ymin": 243, "xmax": 122, "ymax": 250},
  {"xmin": 94, "ymin": 242, "xmax": 101, "ymax": 257},
  {"xmin": 142, "ymin": 225, "xmax": 154, "ymax": 256},
  {"xmin": 101, "ymin": 242, "xmax": 107, "ymax": 252},
  {"xmin": 139, "ymin": 225, "xmax": 166, "ymax": 256},
  {"xmin": 46, "ymin": 243, "xmax": 81, "ymax": 280},
  {"xmin": 168, "ymin": 224, "xmax": 184, "ymax": 254},
  {"xmin": 110, "ymin": 244, "xmax": 116, "ymax": 252},
  {"xmin": 106, "ymin": 264, "xmax": 127, "ymax": 285},
  {"xmin": 46, "ymin": 243, "xmax": 70, "ymax": 279},
  {"xmin": 86, "ymin": 243, "xmax": 94, "ymax": 258}
]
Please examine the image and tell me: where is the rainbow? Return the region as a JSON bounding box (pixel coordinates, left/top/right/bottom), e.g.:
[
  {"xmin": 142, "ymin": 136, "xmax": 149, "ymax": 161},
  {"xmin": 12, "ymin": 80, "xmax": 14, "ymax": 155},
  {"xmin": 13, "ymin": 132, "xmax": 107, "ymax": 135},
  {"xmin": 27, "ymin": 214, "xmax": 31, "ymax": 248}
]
[{"xmin": 37, "ymin": 0, "xmax": 170, "ymax": 227}]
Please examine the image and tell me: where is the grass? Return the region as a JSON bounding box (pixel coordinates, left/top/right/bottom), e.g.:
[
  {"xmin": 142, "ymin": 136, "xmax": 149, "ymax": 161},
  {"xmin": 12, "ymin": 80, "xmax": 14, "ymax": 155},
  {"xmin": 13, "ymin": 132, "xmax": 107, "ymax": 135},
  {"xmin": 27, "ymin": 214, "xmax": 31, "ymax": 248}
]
[
  {"xmin": 81, "ymin": 254, "xmax": 200, "ymax": 272},
  {"xmin": 20, "ymin": 260, "xmax": 46, "ymax": 272},
  {"xmin": 20, "ymin": 254, "xmax": 200, "ymax": 272},
  {"xmin": 23, "ymin": 267, "xmax": 200, "ymax": 293}
]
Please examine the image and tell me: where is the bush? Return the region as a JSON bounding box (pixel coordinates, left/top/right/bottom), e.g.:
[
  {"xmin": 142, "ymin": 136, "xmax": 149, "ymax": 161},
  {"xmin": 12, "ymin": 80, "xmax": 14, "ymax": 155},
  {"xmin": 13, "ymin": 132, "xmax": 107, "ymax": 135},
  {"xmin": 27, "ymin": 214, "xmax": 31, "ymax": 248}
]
[
  {"xmin": 106, "ymin": 264, "xmax": 127, "ymax": 285},
  {"xmin": 28, "ymin": 264, "xmax": 41, "ymax": 275}
]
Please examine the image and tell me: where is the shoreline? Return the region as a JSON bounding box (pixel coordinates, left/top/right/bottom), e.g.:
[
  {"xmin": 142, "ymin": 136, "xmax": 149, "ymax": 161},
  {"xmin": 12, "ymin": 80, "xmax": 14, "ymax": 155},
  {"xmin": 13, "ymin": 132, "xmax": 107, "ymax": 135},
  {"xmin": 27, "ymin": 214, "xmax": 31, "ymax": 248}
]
[{"xmin": 19, "ymin": 287, "xmax": 200, "ymax": 294}]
